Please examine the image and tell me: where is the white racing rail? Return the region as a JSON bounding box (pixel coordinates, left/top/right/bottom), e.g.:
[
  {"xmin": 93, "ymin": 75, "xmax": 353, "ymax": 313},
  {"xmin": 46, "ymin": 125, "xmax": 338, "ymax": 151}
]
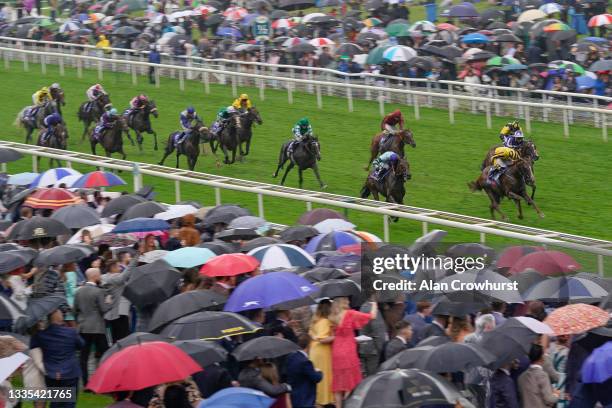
[
  {"xmin": 1, "ymin": 140, "xmax": 610, "ymax": 275},
  {"xmin": 1, "ymin": 44, "xmax": 611, "ymax": 140}
]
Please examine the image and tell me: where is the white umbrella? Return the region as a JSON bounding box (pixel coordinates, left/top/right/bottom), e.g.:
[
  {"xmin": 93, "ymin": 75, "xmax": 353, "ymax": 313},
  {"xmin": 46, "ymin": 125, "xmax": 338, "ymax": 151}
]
[
  {"xmin": 539, "ymin": 3, "xmax": 562, "ymax": 15},
  {"xmin": 314, "ymin": 218, "xmax": 356, "ymax": 233},
  {"xmin": 30, "ymin": 168, "xmax": 82, "ymax": 188},
  {"xmin": 152, "ymin": 13, "xmax": 176, "ymax": 24},
  {"xmin": 382, "ymin": 45, "xmax": 417, "ymax": 62},
  {"xmin": 53, "ymin": 174, "xmax": 82, "ymax": 188},
  {"xmin": 0, "ymin": 353, "xmax": 29, "ymax": 383},
  {"xmin": 59, "ymin": 20, "xmax": 80, "ymax": 33},
  {"xmin": 513, "ymin": 317, "xmax": 554, "ymax": 334},
  {"xmin": 302, "ymin": 12, "xmax": 326, "ymax": 23},
  {"xmin": 154, "ymin": 204, "xmax": 198, "ymax": 220},
  {"xmin": 67, "ymin": 224, "xmax": 115, "ymax": 244}
]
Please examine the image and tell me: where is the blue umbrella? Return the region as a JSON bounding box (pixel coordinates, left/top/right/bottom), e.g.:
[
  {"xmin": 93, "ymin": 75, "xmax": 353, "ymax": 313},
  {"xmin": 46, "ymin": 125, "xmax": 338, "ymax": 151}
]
[
  {"xmin": 582, "ymin": 341, "xmax": 612, "ymax": 383},
  {"xmin": 449, "ymin": 3, "xmax": 479, "ymax": 18},
  {"xmin": 224, "ymin": 272, "xmax": 318, "ymax": 312},
  {"xmin": 113, "ymin": 218, "xmax": 170, "ymax": 233},
  {"xmin": 583, "ymin": 36, "xmax": 607, "ymax": 44},
  {"xmin": 305, "ymin": 231, "xmax": 361, "ymax": 254},
  {"xmin": 217, "ymin": 27, "xmax": 243, "ymax": 38},
  {"xmin": 462, "ymin": 33, "xmax": 489, "ymax": 44},
  {"xmin": 30, "ymin": 168, "xmax": 82, "ymax": 187},
  {"xmin": 502, "ymin": 64, "xmax": 528, "ymax": 71},
  {"xmin": 8, "ymin": 172, "xmax": 39, "ymax": 186},
  {"xmin": 198, "ymin": 387, "xmax": 274, "ymax": 408},
  {"xmin": 576, "ymin": 75, "xmax": 597, "ymax": 90},
  {"xmin": 71, "ymin": 171, "xmax": 127, "ymax": 188},
  {"xmin": 247, "ymin": 244, "xmax": 315, "ymax": 270},
  {"xmin": 163, "ymin": 247, "xmax": 216, "ymax": 268}
]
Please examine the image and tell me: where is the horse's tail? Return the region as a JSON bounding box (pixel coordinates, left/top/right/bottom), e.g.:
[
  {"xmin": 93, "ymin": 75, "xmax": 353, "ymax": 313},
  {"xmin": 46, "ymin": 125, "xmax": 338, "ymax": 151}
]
[
  {"xmin": 14, "ymin": 108, "xmax": 27, "ymax": 128},
  {"xmin": 360, "ymin": 184, "xmax": 371, "ymax": 198},
  {"xmin": 468, "ymin": 180, "xmax": 481, "ymax": 192}
]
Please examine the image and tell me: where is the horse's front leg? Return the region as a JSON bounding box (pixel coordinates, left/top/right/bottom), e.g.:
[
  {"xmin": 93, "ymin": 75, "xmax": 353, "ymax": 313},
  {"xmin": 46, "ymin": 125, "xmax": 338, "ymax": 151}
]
[
  {"xmin": 245, "ymin": 137, "xmax": 251, "ymax": 156},
  {"xmin": 91, "ymin": 141, "xmax": 97, "ymax": 156},
  {"xmin": 530, "ymin": 184, "xmax": 536, "ymax": 201},
  {"xmin": 176, "ymin": 151, "xmax": 180, "ymax": 169},
  {"xmin": 81, "ymin": 122, "xmax": 89, "ymax": 143},
  {"xmin": 312, "ymin": 163, "xmax": 327, "ymax": 190},
  {"xmin": 152, "ymin": 130, "xmax": 158, "ymax": 151},
  {"xmin": 136, "ymin": 131, "xmax": 144, "ymax": 152},
  {"xmin": 510, "ymin": 191, "xmax": 545, "ymax": 219},
  {"xmin": 125, "ymin": 129, "xmax": 135, "ymax": 147},
  {"xmin": 486, "ymin": 190, "xmax": 507, "ymax": 221},
  {"xmin": 230, "ymin": 147, "xmax": 237, "ymax": 164},
  {"xmin": 159, "ymin": 145, "xmax": 173, "ymax": 166},
  {"xmin": 280, "ymin": 162, "xmax": 294, "ymax": 185}
]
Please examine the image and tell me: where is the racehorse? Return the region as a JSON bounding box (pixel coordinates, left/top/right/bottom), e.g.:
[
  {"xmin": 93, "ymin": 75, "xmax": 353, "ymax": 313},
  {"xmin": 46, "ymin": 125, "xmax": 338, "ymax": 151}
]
[
  {"xmin": 360, "ymin": 158, "xmax": 411, "ymax": 222},
  {"xmin": 365, "ymin": 129, "xmax": 416, "ymax": 170},
  {"xmin": 36, "ymin": 123, "xmax": 68, "ymax": 168},
  {"xmin": 211, "ymin": 113, "xmax": 242, "ymax": 164},
  {"xmin": 50, "ymin": 86, "xmax": 66, "ymax": 116},
  {"xmin": 481, "ymin": 140, "xmax": 539, "ymax": 199},
  {"xmin": 237, "ymin": 107, "xmax": 263, "ymax": 158},
  {"xmin": 273, "ymin": 135, "xmax": 326, "ymax": 189},
  {"xmin": 78, "ymin": 93, "xmax": 111, "ymax": 142},
  {"xmin": 15, "ymin": 100, "xmax": 58, "ymax": 144},
  {"xmin": 159, "ymin": 121, "xmax": 209, "ymax": 171},
  {"xmin": 468, "ymin": 158, "xmax": 544, "ymax": 221},
  {"xmin": 89, "ymin": 117, "xmax": 128, "ymax": 160},
  {"xmin": 125, "ymin": 100, "xmax": 159, "ymax": 152}
]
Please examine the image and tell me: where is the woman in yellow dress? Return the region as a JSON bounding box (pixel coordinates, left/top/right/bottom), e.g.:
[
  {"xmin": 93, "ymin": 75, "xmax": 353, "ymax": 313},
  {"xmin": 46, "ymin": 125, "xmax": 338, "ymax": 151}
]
[{"xmin": 308, "ymin": 299, "xmax": 335, "ymax": 406}]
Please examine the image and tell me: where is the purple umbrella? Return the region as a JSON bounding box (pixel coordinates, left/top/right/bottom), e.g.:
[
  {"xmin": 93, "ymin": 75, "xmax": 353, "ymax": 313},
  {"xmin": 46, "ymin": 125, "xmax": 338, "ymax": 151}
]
[
  {"xmin": 223, "ymin": 272, "xmax": 318, "ymax": 312},
  {"xmin": 305, "ymin": 231, "xmax": 361, "ymax": 253},
  {"xmin": 217, "ymin": 26, "xmax": 243, "ymax": 38},
  {"xmin": 582, "ymin": 341, "xmax": 612, "ymax": 383},
  {"xmin": 449, "ymin": 3, "xmax": 479, "ymax": 18}
]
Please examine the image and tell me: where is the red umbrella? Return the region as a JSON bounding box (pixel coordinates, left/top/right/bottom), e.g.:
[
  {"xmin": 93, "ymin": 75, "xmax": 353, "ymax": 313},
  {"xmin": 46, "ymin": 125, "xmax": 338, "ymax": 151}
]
[
  {"xmin": 200, "ymin": 253, "xmax": 259, "ymax": 277},
  {"xmin": 496, "ymin": 246, "xmax": 546, "ymax": 269},
  {"xmin": 86, "ymin": 342, "xmax": 201, "ymax": 393},
  {"xmin": 509, "ymin": 250, "xmax": 581, "ymax": 275},
  {"xmin": 23, "ymin": 188, "xmax": 81, "ymax": 210},
  {"xmin": 544, "ymin": 304, "xmax": 609, "ymax": 336}
]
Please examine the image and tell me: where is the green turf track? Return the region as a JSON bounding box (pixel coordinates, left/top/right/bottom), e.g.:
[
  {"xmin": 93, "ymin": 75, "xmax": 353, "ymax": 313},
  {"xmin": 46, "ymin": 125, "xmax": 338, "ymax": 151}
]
[{"xmin": 1, "ymin": 61, "xmax": 611, "ymax": 256}]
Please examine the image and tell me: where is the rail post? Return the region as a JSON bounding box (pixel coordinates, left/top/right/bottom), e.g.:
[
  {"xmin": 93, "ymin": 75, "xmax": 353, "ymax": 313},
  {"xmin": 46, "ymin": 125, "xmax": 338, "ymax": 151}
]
[
  {"xmin": 413, "ymin": 95, "xmax": 420, "ymax": 120},
  {"xmin": 259, "ymin": 76, "xmax": 265, "ymax": 101},
  {"xmin": 563, "ymin": 109, "xmax": 569, "ymax": 138},
  {"xmin": 231, "ymin": 74, "xmax": 237, "ymax": 97},
  {"xmin": 426, "ymin": 81, "xmax": 432, "ymax": 107},
  {"xmin": 154, "ymin": 66, "xmax": 160, "ymax": 88},
  {"xmin": 257, "ymin": 193, "xmax": 264, "ymax": 218},
  {"xmin": 3, "ymin": 49, "xmax": 9, "ymax": 69},
  {"xmin": 59, "ymin": 55, "xmax": 64, "ymax": 76},
  {"xmin": 567, "ymin": 95, "xmax": 574, "ymax": 124},
  {"xmin": 422, "ymin": 221, "xmax": 428, "ymax": 235},
  {"xmin": 32, "ymin": 155, "xmax": 38, "ymax": 173},
  {"xmin": 215, "ymin": 187, "xmax": 221, "ymax": 205},
  {"xmin": 593, "ymin": 98, "xmax": 600, "ymax": 128},
  {"xmin": 542, "ymin": 93, "xmax": 548, "ymax": 122},
  {"xmin": 598, "ymin": 255, "xmax": 604, "ymax": 277},
  {"xmin": 132, "ymin": 163, "xmax": 142, "ymax": 192},
  {"xmin": 97, "ymin": 59, "xmax": 103, "ymax": 80},
  {"xmin": 448, "ymin": 86, "xmax": 455, "ymax": 125},
  {"xmin": 22, "ymin": 51, "xmax": 28, "ymax": 71},
  {"xmin": 179, "ymin": 69, "xmax": 185, "ymax": 91},
  {"xmin": 131, "ymin": 63, "xmax": 137, "ymax": 85},
  {"xmin": 486, "ymin": 101, "xmax": 492, "ymax": 129},
  {"xmin": 346, "ymin": 78, "xmax": 353, "ymax": 112},
  {"xmin": 378, "ymin": 91, "xmax": 385, "ymax": 117},
  {"xmin": 203, "ymin": 71, "xmax": 210, "ymax": 94},
  {"xmin": 603, "ymin": 116, "xmax": 608, "ymax": 142},
  {"xmin": 383, "ymin": 215, "xmax": 390, "ymax": 242},
  {"xmin": 525, "ymin": 104, "xmax": 532, "ymax": 134},
  {"xmin": 480, "ymin": 232, "xmax": 486, "ymax": 244},
  {"xmin": 76, "ymin": 58, "xmax": 82, "ymax": 78},
  {"xmin": 288, "ymin": 80, "xmax": 293, "ymax": 104},
  {"xmin": 41, "ymin": 51, "xmax": 46, "ymax": 74},
  {"xmin": 306, "ymin": 201, "xmax": 312, "ymax": 211},
  {"xmin": 174, "ymin": 180, "xmax": 181, "ymax": 202},
  {"xmin": 316, "ymin": 84, "xmax": 322, "ymax": 109}
]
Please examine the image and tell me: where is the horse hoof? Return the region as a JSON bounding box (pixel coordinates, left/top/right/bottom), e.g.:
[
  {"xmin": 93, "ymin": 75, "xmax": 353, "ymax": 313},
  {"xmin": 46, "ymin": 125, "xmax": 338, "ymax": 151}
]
[
  {"xmin": 518, "ymin": 214, "xmax": 524, "ymax": 220},
  {"xmin": 539, "ymin": 213, "xmax": 546, "ymax": 218},
  {"xmin": 321, "ymin": 184, "xmax": 328, "ymax": 190},
  {"xmin": 154, "ymin": 146, "xmax": 158, "ymax": 151}
]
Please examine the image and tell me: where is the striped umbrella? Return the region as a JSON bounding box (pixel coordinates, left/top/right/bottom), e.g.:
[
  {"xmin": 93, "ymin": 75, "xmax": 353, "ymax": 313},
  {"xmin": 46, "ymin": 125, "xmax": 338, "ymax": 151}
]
[
  {"xmin": 523, "ymin": 277, "xmax": 608, "ymax": 302},
  {"xmin": 543, "ymin": 22, "xmax": 570, "ymax": 32},
  {"xmin": 313, "ymin": 218, "xmax": 356, "ymax": 233},
  {"xmin": 309, "ymin": 37, "xmax": 334, "ymax": 47},
  {"xmin": 272, "ymin": 18, "xmax": 294, "ymax": 29},
  {"xmin": 588, "ymin": 14, "xmax": 612, "ymax": 28},
  {"xmin": 409, "ymin": 20, "xmax": 437, "ymax": 33},
  {"xmin": 30, "ymin": 168, "xmax": 82, "ymax": 188},
  {"xmin": 382, "ymin": 45, "xmax": 417, "ymax": 62},
  {"xmin": 193, "ymin": 5, "xmax": 217, "ymax": 15},
  {"xmin": 544, "ymin": 304, "xmax": 610, "ymax": 335},
  {"xmin": 24, "ymin": 188, "xmax": 81, "ymax": 210},
  {"xmin": 223, "ymin": 6, "xmax": 248, "ymax": 21},
  {"xmin": 305, "ymin": 231, "xmax": 362, "ymax": 253},
  {"xmin": 363, "ymin": 17, "xmax": 382, "ymax": 27},
  {"xmin": 71, "ymin": 171, "xmax": 127, "ymax": 188},
  {"xmin": 247, "ymin": 244, "xmax": 315, "ymax": 270},
  {"xmin": 282, "ymin": 37, "xmax": 307, "ymax": 47},
  {"xmin": 349, "ymin": 230, "xmax": 382, "ymax": 243}
]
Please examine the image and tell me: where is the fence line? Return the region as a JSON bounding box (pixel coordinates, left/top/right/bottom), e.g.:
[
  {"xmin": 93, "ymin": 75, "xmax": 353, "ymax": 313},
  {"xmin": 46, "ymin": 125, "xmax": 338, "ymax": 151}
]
[
  {"xmin": 2, "ymin": 45, "xmax": 611, "ymax": 141},
  {"xmin": 0, "ymin": 140, "xmax": 610, "ymax": 275}
]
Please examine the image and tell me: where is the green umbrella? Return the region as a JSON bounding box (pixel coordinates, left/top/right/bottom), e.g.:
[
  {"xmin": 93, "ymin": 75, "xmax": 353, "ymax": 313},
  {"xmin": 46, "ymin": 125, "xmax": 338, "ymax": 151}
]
[
  {"xmin": 37, "ymin": 19, "xmax": 53, "ymax": 27},
  {"xmin": 559, "ymin": 61, "xmax": 586, "ymax": 74},
  {"xmin": 366, "ymin": 45, "xmax": 391, "ymax": 64},
  {"xmin": 486, "ymin": 56, "xmax": 520, "ymax": 66},
  {"xmin": 385, "ymin": 23, "xmax": 409, "ymax": 36}
]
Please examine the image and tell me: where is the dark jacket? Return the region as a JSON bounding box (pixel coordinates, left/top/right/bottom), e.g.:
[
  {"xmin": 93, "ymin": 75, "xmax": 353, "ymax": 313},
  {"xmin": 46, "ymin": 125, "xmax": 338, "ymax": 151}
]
[
  {"xmin": 418, "ymin": 321, "xmax": 447, "ymax": 342},
  {"xmin": 383, "ymin": 337, "xmax": 410, "ymax": 361},
  {"xmin": 237, "ymin": 367, "xmax": 290, "ymax": 397},
  {"xmin": 490, "ymin": 369, "xmax": 519, "ymax": 408},
  {"xmin": 284, "ymin": 351, "xmax": 322, "ymax": 408},
  {"xmin": 30, "ymin": 324, "xmax": 84, "ymax": 380},
  {"xmin": 192, "ymin": 364, "xmax": 233, "ymax": 398}
]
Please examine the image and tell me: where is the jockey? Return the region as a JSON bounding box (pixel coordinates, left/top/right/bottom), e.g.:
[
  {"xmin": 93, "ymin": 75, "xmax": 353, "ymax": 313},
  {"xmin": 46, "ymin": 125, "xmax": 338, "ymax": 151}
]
[
  {"xmin": 93, "ymin": 108, "xmax": 119, "ymax": 139},
  {"xmin": 211, "ymin": 107, "xmax": 234, "ymax": 137},
  {"xmin": 86, "ymin": 84, "xmax": 107, "ymax": 112},
  {"xmin": 49, "ymin": 82, "xmax": 61, "ymax": 93},
  {"xmin": 381, "ymin": 109, "xmax": 405, "ymax": 136},
  {"xmin": 231, "ymin": 93, "xmax": 252, "ymax": 113},
  {"xmin": 288, "ymin": 117, "xmax": 313, "ymax": 155},
  {"xmin": 371, "ymin": 151, "xmax": 400, "ymax": 183},
  {"xmin": 126, "ymin": 94, "xmax": 148, "ymax": 117},
  {"xmin": 488, "ymin": 146, "xmax": 521, "ymax": 184},
  {"xmin": 176, "ymin": 106, "xmax": 201, "ymax": 144},
  {"xmin": 499, "ymin": 120, "xmax": 524, "ymax": 149},
  {"xmin": 28, "ymin": 87, "xmax": 51, "ymax": 120},
  {"xmin": 40, "ymin": 112, "xmax": 62, "ymax": 143}
]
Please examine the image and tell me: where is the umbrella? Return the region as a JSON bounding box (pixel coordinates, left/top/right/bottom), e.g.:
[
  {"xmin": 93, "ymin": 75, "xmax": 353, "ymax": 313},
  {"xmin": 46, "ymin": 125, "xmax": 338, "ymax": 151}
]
[
  {"xmin": 0, "ymin": 250, "xmax": 37, "ymax": 274},
  {"xmin": 112, "ymin": 25, "xmax": 140, "ymax": 36},
  {"xmin": 23, "ymin": 188, "xmax": 81, "ymax": 210},
  {"xmin": 496, "ymin": 246, "xmax": 546, "ymax": 269},
  {"xmin": 121, "ymin": 201, "xmax": 166, "ymax": 221},
  {"xmin": 363, "ymin": 17, "xmax": 383, "ymax": 28},
  {"xmin": 379, "ymin": 345, "xmax": 435, "ymax": 370},
  {"xmin": 224, "ymin": 272, "xmax": 317, "ymax": 312},
  {"xmin": 344, "ymin": 368, "xmax": 471, "ymax": 408},
  {"xmin": 431, "ymin": 294, "xmax": 490, "ymax": 317},
  {"xmin": 298, "ymin": 208, "xmax": 345, "ymax": 225},
  {"xmin": 59, "ymin": 21, "xmax": 80, "ymax": 33},
  {"xmin": 357, "ymin": 31, "xmax": 383, "ymax": 44},
  {"xmin": 50, "ymin": 204, "xmax": 100, "ymax": 229},
  {"xmin": 589, "ymin": 59, "xmax": 612, "ymax": 72},
  {"xmin": 12, "ymin": 217, "xmax": 71, "ymax": 240},
  {"xmin": 154, "ymin": 204, "xmax": 198, "ymax": 221},
  {"xmin": 198, "ymin": 240, "xmax": 238, "ymax": 255},
  {"xmin": 228, "ymin": 216, "xmax": 268, "ymax": 232},
  {"xmin": 540, "ymin": 3, "xmax": 562, "ymax": 14},
  {"xmin": 308, "ymin": 15, "xmax": 337, "ymax": 25},
  {"xmin": 138, "ymin": 249, "xmax": 168, "ymax": 264},
  {"xmin": 34, "ymin": 245, "xmax": 89, "ymax": 266},
  {"xmin": 242, "ymin": 237, "xmax": 282, "ymax": 253},
  {"xmin": 315, "ymin": 279, "xmax": 361, "ymax": 299},
  {"xmin": 0, "ymin": 148, "xmax": 22, "ymax": 163},
  {"xmin": 123, "ymin": 260, "xmax": 182, "ymax": 306},
  {"xmin": 572, "ymin": 42, "xmax": 600, "ymax": 54},
  {"xmin": 544, "ymin": 304, "xmax": 610, "ymax": 335},
  {"xmin": 162, "ymin": 247, "xmax": 216, "ymax": 269},
  {"xmin": 7, "ymin": 173, "xmax": 39, "ymax": 186},
  {"xmin": 416, "ymin": 336, "xmax": 451, "ymax": 347},
  {"xmin": 148, "ymin": 290, "xmax": 227, "ymax": 332},
  {"xmin": 113, "ymin": 218, "xmax": 169, "ymax": 234},
  {"xmin": 309, "ymin": 37, "xmax": 334, "ymax": 47},
  {"xmin": 199, "ymin": 253, "xmax": 259, "ymax": 277},
  {"xmin": 449, "ymin": 4, "xmax": 479, "ymax": 18},
  {"xmin": 272, "ymin": 18, "xmax": 294, "ymax": 29},
  {"xmin": 301, "ymin": 267, "xmax": 349, "ymax": 282},
  {"xmin": 582, "ymin": 341, "xmax": 612, "ymax": 383},
  {"xmin": 436, "ymin": 269, "xmax": 523, "ymax": 303},
  {"xmin": 518, "ymin": 9, "xmax": 546, "ymax": 22},
  {"xmin": 232, "ymin": 336, "xmax": 300, "ymax": 361},
  {"xmin": 288, "ymin": 43, "xmax": 317, "ymax": 53},
  {"xmin": 223, "ymin": 6, "xmax": 248, "ymax": 21},
  {"xmin": 406, "ymin": 56, "xmax": 435, "ymax": 71},
  {"xmin": 203, "ymin": 205, "xmax": 251, "ymax": 227},
  {"xmin": 413, "ymin": 342, "xmax": 496, "ymax": 373},
  {"xmin": 160, "ymin": 311, "xmax": 261, "ymax": 340},
  {"xmin": 313, "ymin": 219, "xmax": 356, "ymax": 233},
  {"xmin": 487, "ymin": 56, "xmax": 521, "ymax": 67},
  {"xmin": 335, "ymin": 43, "xmax": 363, "ymax": 57},
  {"xmin": 385, "ymin": 22, "xmax": 410, "ymax": 37},
  {"xmin": 576, "ymin": 75, "xmax": 597, "ymax": 90},
  {"xmin": 87, "ymin": 342, "xmax": 200, "ymax": 393},
  {"xmin": 217, "ymin": 26, "xmax": 243, "ymax": 38},
  {"xmin": 523, "ymin": 276, "xmax": 608, "ymax": 302},
  {"xmin": 445, "ymin": 243, "xmax": 495, "ymax": 260},
  {"xmin": 510, "ymin": 250, "xmax": 581, "ymax": 275},
  {"xmin": 282, "ymin": 37, "xmax": 307, "ymax": 47},
  {"xmin": 200, "ymin": 387, "xmax": 274, "ymax": 408},
  {"xmin": 71, "ymin": 171, "xmax": 126, "ymax": 188},
  {"xmin": 173, "ymin": 340, "xmax": 228, "ymax": 368},
  {"xmin": 17, "ymin": 295, "xmax": 66, "ymax": 330},
  {"xmin": 588, "ymin": 14, "xmax": 612, "ymax": 27},
  {"xmin": 462, "ymin": 32, "xmax": 490, "ymax": 44},
  {"xmin": 544, "ymin": 22, "xmax": 571, "ymax": 32},
  {"xmin": 305, "ymin": 231, "xmax": 361, "ymax": 253},
  {"xmin": 247, "ymin": 244, "xmax": 315, "ymax": 270},
  {"xmin": 495, "ymin": 33, "xmax": 522, "ymax": 43},
  {"xmin": 409, "ymin": 230, "xmax": 448, "ymax": 257},
  {"xmin": 510, "ymin": 269, "xmax": 549, "ymax": 294},
  {"xmin": 0, "ymin": 294, "xmax": 25, "ymax": 322},
  {"xmin": 101, "ymin": 332, "xmax": 170, "ymax": 362},
  {"xmin": 101, "ymin": 194, "xmax": 146, "ymax": 217},
  {"xmin": 216, "ymin": 228, "xmax": 260, "ymax": 242}
]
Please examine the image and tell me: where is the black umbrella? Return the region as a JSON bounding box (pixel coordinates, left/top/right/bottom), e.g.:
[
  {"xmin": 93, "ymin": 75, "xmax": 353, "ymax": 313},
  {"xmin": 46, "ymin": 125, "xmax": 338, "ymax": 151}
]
[
  {"xmin": 344, "ymin": 368, "xmax": 472, "ymax": 408},
  {"xmin": 590, "ymin": 59, "xmax": 612, "ymax": 72},
  {"xmin": 407, "ymin": 56, "xmax": 435, "ymax": 71},
  {"xmin": 279, "ymin": 225, "xmax": 319, "ymax": 243},
  {"xmin": 510, "ymin": 270, "xmax": 549, "ymax": 294},
  {"xmin": 342, "ymin": 17, "xmax": 363, "ymax": 31},
  {"xmin": 431, "ymin": 294, "xmax": 490, "ymax": 316},
  {"xmin": 12, "ymin": 217, "xmax": 71, "ymax": 240},
  {"xmin": 232, "ymin": 336, "xmax": 300, "ymax": 361},
  {"xmin": 101, "ymin": 194, "xmax": 147, "ymax": 217},
  {"xmin": 159, "ymin": 311, "xmax": 261, "ymax": 340},
  {"xmin": 149, "ymin": 290, "xmax": 227, "ymax": 332},
  {"xmin": 277, "ymin": 0, "xmax": 315, "ymax": 10},
  {"xmin": 335, "ymin": 42, "xmax": 363, "ymax": 57},
  {"xmin": 550, "ymin": 29, "xmax": 577, "ymax": 42},
  {"xmin": 479, "ymin": 317, "xmax": 545, "ymax": 367},
  {"xmin": 15, "ymin": 16, "xmax": 41, "ymax": 24},
  {"xmin": 414, "ymin": 342, "xmax": 496, "ymax": 373},
  {"xmin": 308, "ymin": 15, "xmax": 337, "ymax": 25},
  {"xmin": 0, "ymin": 249, "xmax": 37, "ymax": 274},
  {"xmin": 364, "ymin": 0, "xmax": 382, "ymax": 10},
  {"xmin": 34, "ymin": 245, "xmax": 88, "ymax": 266},
  {"xmin": 123, "ymin": 260, "xmax": 182, "ymax": 306},
  {"xmin": 203, "ymin": 205, "xmax": 252, "ymax": 227},
  {"xmin": 487, "ymin": 21, "xmax": 507, "ymax": 29},
  {"xmin": 495, "ymin": 33, "xmax": 522, "ymax": 42},
  {"xmin": 121, "ymin": 201, "xmax": 167, "ymax": 221},
  {"xmin": 215, "ymin": 228, "xmax": 259, "ymax": 242},
  {"xmin": 409, "ymin": 230, "xmax": 447, "ymax": 257},
  {"xmin": 0, "ymin": 294, "xmax": 25, "ymax": 321},
  {"xmin": 112, "ymin": 25, "xmax": 140, "ymax": 36},
  {"xmin": 198, "ymin": 240, "xmax": 238, "ymax": 254},
  {"xmin": 379, "ymin": 345, "xmax": 435, "ymax": 370},
  {"xmin": 270, "ymin": 10, "xmax": 289, "ymax": 19},
  {"xmin": 288, "ymin": 43, "xmax": 317, "ymax": 53},
  {"xmin": 0, "ymin": 243, "xmax": 23, "ymax": 252},
  {"xmin": 301, "ymin": 267, "xmax": 349, "ymax": 282},
  {"xmin": 5, "ymin": 188, "xmax": 36, "ymax": 208},
  {"xmin": 479, "ymin": 9, "xmax": 504, "ymax": 22},
  {"xmin": 15, "ymin": 295, "xmax": 66, "ymax": 331},
  {"xmin": 241, "ymin": 237, "xmax": 281, "ymax": 253},
  {"xmin": 436, "ymin": 269, "xmax": 523, "ymax": 304},
  {"xmin": 173, "ymin": 340, "xmax": 228, "ymax": 368},
  {"xmin": 50, "ymin": 204, "xmax": 101, "ymax": 229},
  {"xmin": 176, "ymin": 200, "xmax": 203, "ymax": 209},
  {"xmin": 316, "ymin": 279, "xmax": 361, "ymax": 299},
  {"xmin": 416, "ymin": 336, "xmax": 451, "ymax": 347},
  {"xmin": 0, "ymin": 148, "xmax": 23, "ymax": 163},
  {"xmin": 101, "ymin": 332, "xmax": 170, "ymax": 362},
  {"xmin": 356, "ymin": 32, "xmax": 382, "ymax": 44}
]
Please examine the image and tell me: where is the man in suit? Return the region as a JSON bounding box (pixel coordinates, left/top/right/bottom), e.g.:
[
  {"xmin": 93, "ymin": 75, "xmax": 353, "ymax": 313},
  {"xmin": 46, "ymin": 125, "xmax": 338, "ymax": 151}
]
[
  {"xmin": 100, "ymin": 260, "xmax": 133, "ymax": 343},
  {"xmin": 490, "ymin": 363, "xmax": 520, "ymax": 408},
  {"xmin": 404, "ymin": 301, "xmax": 432, "ymax": 345},
  {"xmin": 284, "ymin": 334, "xmax": 323, "ymax": 408},
  {"xmin": 417, "ymin": 314, "xmax": 449, "ymax": 343},
  {"xmin": 265, "ymin": 310, "xmax": 297, "ymax": 343},
  {"xmin": 383, "ymin": 320, "xmax": 413, "ymax": 361},
  {"xmin": 73, "ymin": 268, "xmax": 112, "ymax": 385},
  {"xmin": 518, "ymin": 344, "xmax": 559, "ymax": 408}
]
